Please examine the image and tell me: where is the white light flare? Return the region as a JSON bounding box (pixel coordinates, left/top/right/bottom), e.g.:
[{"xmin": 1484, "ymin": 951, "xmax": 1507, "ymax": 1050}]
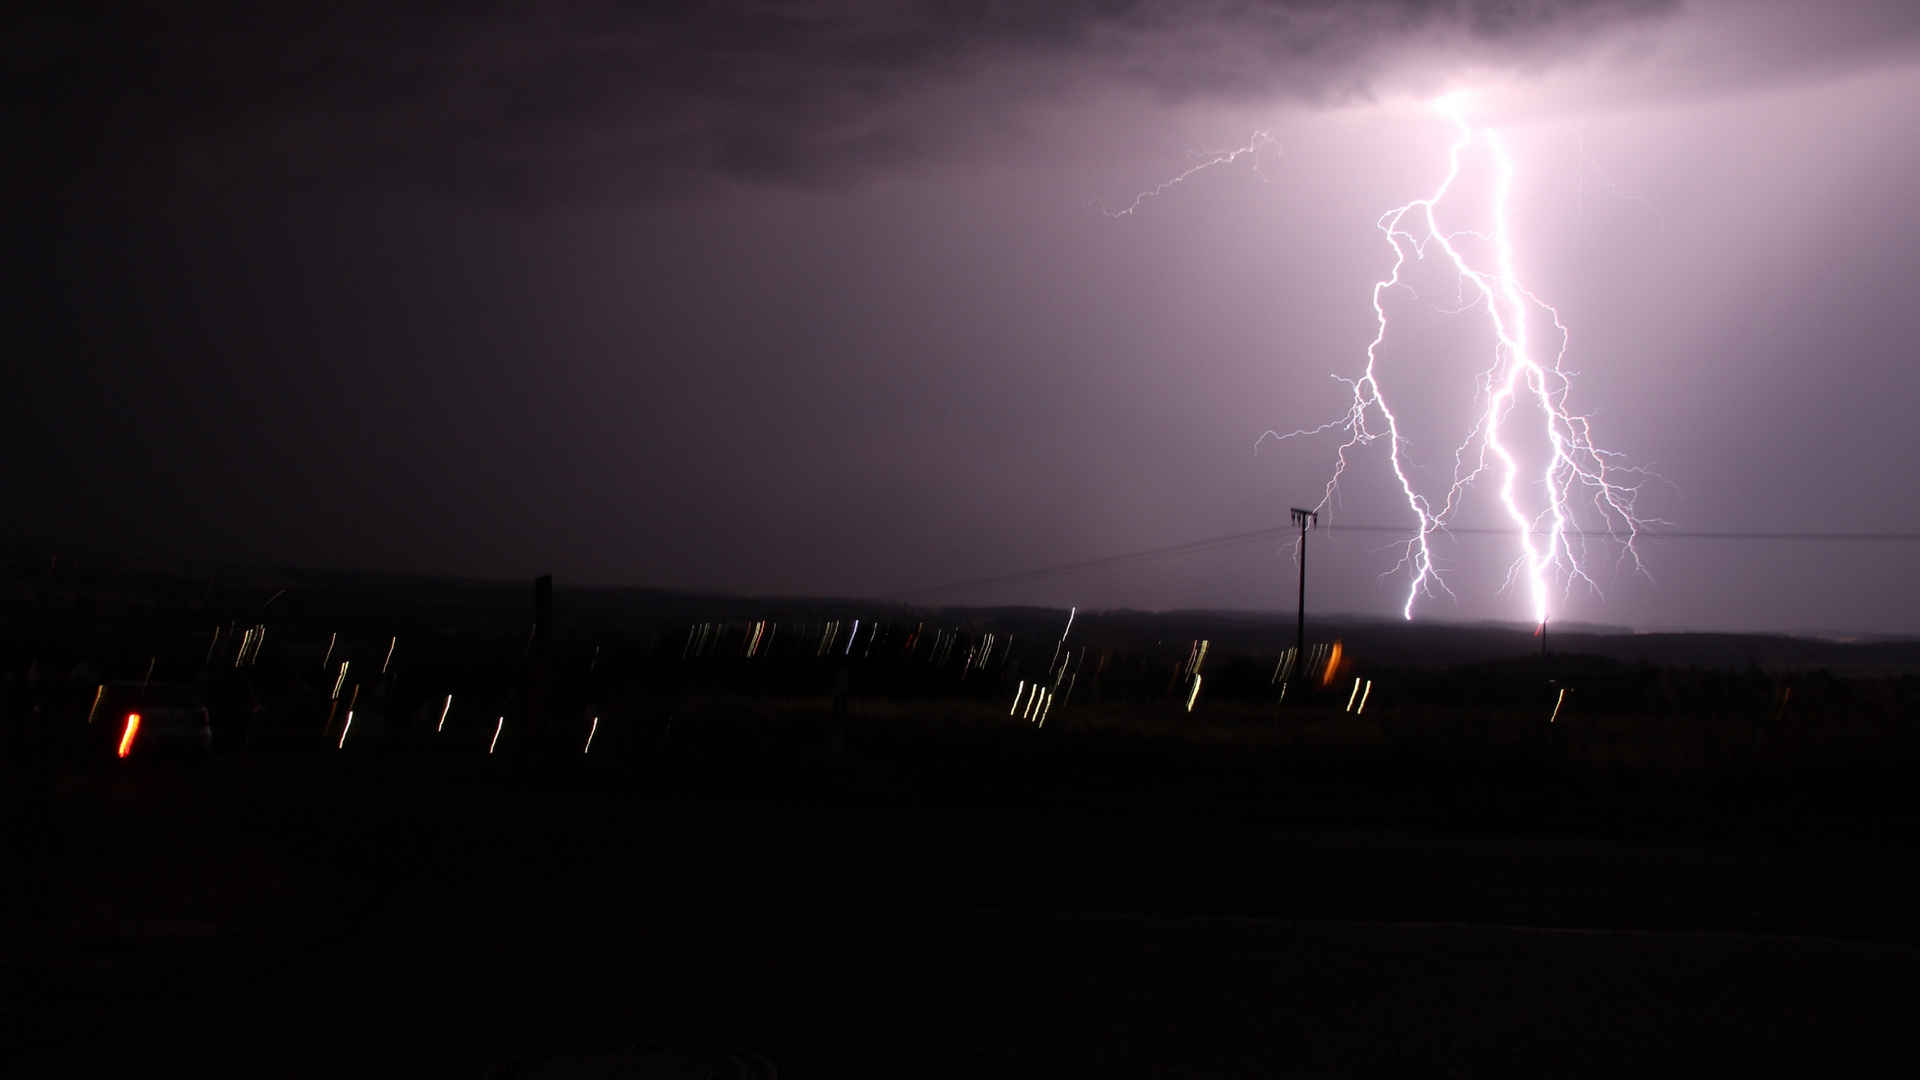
[
  {"xmin": 489, "ymin": 716, "xmax": 504, "ymax": 755},
  {"xmin": 585, "ymin": 715, "xmax": 599, "ymax": 753},
  {"xmin": 437, "ymin": 694, "xmax": 453, "ymax": 733}
]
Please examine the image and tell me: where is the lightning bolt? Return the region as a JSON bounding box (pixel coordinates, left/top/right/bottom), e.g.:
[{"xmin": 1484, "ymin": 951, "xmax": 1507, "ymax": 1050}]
[
  {"xmin": 1107, "ymin": 131, "xmax": 1276, "ymax": 218},
  {"xmin": 1124, "ymin": 95, "xmax": 1657, "ymax": 624}
]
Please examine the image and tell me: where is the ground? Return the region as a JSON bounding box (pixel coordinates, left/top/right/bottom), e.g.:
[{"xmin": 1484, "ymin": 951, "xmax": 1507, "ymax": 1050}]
[{"xmin": 6, "ymin": 716, "xmax": 1918, "ymax": 1076}]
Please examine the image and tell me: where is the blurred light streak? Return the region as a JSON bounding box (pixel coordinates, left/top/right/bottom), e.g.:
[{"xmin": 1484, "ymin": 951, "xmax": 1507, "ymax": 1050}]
[
  {"xmin": 437, "ymin": 694, "xmax": 452, "ymax": 733},
  {"xmin": 489, "ymin": 716, "xmax": 504, "ymax": 755},
  {"xmin": 117, "ymin": 713, "xmax": 141, "ymax": 758},
  {"xmin": 1347, "ymin": 678, "xmax": 1363, "ymax": 712},
  {"xmin": 87, "ymin": 684, "xmax": 104, "ymax": 725},
  {"xmin": 1549, "ymin": 687, "xmax": 1567, "ymax": 723},
  {"xmin": 585, "ymin": 716, "xmax": 599, "ymax": 754},
  {"xmin": 382, "ymin": 636, "xmax": 397, "ymax": 674},
  {"xmin": 322, "ymin": 632, "xmax": 337, "ymax": 670},
  {"xmin": 339, "ymin": 710, "xmax": 354, "ymax": 749},
  {"xmin": 1358, "ymin": 680, "xmax": 1373, "ymax": 715},
  {"xmin": 1185, "ymin": 674, "xmax": 1203, "ymax": 713},
  {"xmin": 1322, "ymin": 641, "xmax": 1343, "ymax": 687}
]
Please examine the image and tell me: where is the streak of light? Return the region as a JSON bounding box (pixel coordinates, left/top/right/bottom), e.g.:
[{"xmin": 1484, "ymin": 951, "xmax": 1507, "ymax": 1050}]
[
  {"xmin": 1037, "ymin": 690, "xmax": 1053, "ymax": 727},
  {"xmin": 87, "ymin": 684, "xmax": 104, "ymax": 725},
  {"xmin": 322, "ymin": 632, "xmax": 336, "ymax": 670},
  {"xmin": 117, "ymin": 713, "xmax": 141, "ymax": 758},
  {"xmin": 1023, "ymin": 684, "xmax": 1039, "ymax": 721},
  {"xmin": 1108, "ymin": 130, "xmax": 1276, "ymax": 217},
  {"xmin": 331, "ymin": 662, "xmax": 349, "ymax": 701},
  {"xmin": 1347, "ymin": 677, "xmax": 1363, "ymax": 713},
  {"xmin": 585, "ymin": 716, "xmax": 599, "ymax": 754},
  {"xmin": 1322, "ymin": 641, "xmax": 1343, "ymax": 688},
  {"xmin": 1063, "ymin": 673, "xmax": 1077, "ymax": 706},
  {"xmin": 382, "ymin": 636, "xmax": 397, "ymax": 674},
  {"xmin": 1358, "ymin": 680, "xmax": 1373, "ymax": 715},
  {"xmin": 1278, "ymin": 679, "xmax": 1288, "ymax": 704},
  {"xmin": 339, "ymin": 710, "xmax": 354, "ymax": 749},
  {"xmin": 1049, "ymin": 605, "xmax": 1078, "ymax": 675},
  {"xmin": 1549, "ymin": 688, "xmax": 1567, "ymax": 724},
  {"xmin": 204, "ymin": 626, "xmax": 223, "ymax": 666},
  {"xmin": 489, "ymin": 716, "xmax": 504, "ymax": 755},
  {"xmin": 233, "ymin": 628, "xmax": 252, "ymax": 669},
  {"xmin": 437, "ymin": 694, "xmax": 452, "ymax": 733},
  {"xmin": 1185, "ymin": 674, "xmax": 1203, "ymax": 713},
  {"xmin": 845, "ymin": 619, "xmax": 860, "ymax": 657}
]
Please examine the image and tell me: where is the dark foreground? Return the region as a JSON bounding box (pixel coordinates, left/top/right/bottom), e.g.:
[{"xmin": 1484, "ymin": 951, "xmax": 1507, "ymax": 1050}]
[{"xmin": 7, "ymin": 716, "xmax": 1920, "ymax": 1076}]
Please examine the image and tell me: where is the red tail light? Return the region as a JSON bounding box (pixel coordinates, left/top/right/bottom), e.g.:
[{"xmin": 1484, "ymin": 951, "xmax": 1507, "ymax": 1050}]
[{"xmin": 117, "ymin": 713, "xmax": 142, "ymax": 758}]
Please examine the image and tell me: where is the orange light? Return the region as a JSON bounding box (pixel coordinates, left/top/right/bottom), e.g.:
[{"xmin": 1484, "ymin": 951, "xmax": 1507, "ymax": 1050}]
[
  {"xmin": 117, "ymin": 713, "xmax": 142, "ymax": 758},
  {"xmin": 1322, "ymin": 640, "xmax": 1344, "ymax": 687}
]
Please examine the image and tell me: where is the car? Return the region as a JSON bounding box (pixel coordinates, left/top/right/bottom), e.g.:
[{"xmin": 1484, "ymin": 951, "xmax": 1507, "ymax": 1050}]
[{"xmin": 93, "ymin": 682, "xmax": 213, "ymax": 758}]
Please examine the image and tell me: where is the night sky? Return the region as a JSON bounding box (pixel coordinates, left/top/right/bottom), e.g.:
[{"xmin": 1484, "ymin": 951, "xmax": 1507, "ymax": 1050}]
[{"xmin": 17, "ymin": 2, "xmax": 1920, "ymax": 635}]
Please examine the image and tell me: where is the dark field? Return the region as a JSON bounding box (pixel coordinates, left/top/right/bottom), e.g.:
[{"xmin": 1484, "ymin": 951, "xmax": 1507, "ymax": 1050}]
[
  {"xmin": 7, "ymin": 565, "xmax": 1920, "ymax": 1074},
  {"xmin": 10, "ymin": 706, "xmax": 1920, "ymax": 1075}
]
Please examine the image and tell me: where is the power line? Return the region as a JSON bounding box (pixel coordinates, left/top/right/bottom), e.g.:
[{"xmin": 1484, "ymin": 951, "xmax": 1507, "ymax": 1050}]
[{"xmin": 889, "ymin": 523, "xmax": 1920, "ymax": 600}]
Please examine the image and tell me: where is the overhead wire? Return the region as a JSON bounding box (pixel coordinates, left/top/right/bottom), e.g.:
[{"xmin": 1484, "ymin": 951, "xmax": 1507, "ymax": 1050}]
[{"xmin": 888, "ymin": 523, "xmax": 1920, "ymax": 600}]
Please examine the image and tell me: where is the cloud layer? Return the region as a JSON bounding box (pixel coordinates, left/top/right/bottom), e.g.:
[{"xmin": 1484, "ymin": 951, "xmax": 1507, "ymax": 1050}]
[{"xmin": 27, "ymin": 1, "xmax": 1723, "ymax": 205}]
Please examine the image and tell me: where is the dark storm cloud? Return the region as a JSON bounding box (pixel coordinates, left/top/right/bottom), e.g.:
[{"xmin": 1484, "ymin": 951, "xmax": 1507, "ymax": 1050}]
[{"xmin": 25, "ymin": 1, "xmax": 1692, "ymax": 206}]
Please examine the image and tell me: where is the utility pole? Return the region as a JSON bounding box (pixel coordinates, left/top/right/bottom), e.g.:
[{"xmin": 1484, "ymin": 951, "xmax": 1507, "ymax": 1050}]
[{"xmin": 1291, "ymin": 507, "xmax": 1317, "ymax": 692}]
